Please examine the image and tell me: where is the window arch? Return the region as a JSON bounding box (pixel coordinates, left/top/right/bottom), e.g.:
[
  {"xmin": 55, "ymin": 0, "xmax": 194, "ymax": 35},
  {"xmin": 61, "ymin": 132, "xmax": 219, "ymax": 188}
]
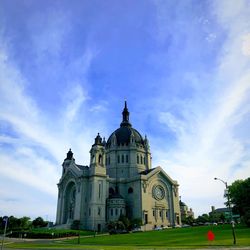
[
  {"xmin": 98, "ymin": 154, "xmax": 102, "ymax": 164},
  {"xmin": 128, "ymin": 187, "xmax": 133, "ymax": 194}
]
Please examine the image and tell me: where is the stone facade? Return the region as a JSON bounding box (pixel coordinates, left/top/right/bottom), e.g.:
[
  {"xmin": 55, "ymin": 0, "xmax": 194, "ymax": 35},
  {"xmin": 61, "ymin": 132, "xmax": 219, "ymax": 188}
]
[
  {"xmin": 180, "ymin": 200, "xmax": 194, "ymax": 220},
  {"xmin": 56, "ymin": 102, "xmax": 181, "ymax": 231}
]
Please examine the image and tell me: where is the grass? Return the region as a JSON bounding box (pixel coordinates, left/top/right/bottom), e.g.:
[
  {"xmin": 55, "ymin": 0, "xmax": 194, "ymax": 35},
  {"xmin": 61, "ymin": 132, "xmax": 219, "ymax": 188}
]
[{"xmin": 4, "ymin": 224, "xmax": 250, "ymax": 249}]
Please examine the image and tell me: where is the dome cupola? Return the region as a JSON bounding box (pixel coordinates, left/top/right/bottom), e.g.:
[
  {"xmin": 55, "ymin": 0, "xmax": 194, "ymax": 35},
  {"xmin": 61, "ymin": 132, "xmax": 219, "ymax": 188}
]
[{"xmin": 106, "ymin": 102, "xmax": 144, "ymax": 147}]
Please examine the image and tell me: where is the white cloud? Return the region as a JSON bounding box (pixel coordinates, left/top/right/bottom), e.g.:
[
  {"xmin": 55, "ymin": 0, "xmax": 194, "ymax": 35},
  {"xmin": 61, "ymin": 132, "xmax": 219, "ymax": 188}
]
[
  {"xmin": 28, "ymin": 10, "xmax": 71, "ymax": 58},
  {"xmin": 152, "ymin": 0, "xmax": 250, "ymax": 216},
  {"xmin": 64, "ymin": 83, "xmax": 88, "ymax": 122},
  {"xmin": 242, "ymin": 33, "xmax": 250, "ymax": 56},
  {"xmin": 0, "ymin": 41, "xmax": 102, "ymax": 219}
]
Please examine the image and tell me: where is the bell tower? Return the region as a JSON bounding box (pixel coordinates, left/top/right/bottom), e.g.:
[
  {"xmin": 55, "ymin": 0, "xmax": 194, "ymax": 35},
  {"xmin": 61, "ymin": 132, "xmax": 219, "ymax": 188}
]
[
  {"xmin": 89, "ymin": 133, "xmax": 106, "ymax": 175},
  {"xmin": 87, "ymin": 133, "xmax": 107, "ymax": 232}
]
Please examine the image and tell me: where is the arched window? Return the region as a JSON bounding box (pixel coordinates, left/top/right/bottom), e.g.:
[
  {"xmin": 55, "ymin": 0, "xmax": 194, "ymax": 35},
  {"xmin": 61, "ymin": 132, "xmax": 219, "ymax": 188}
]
[
  {"xmin": 122, "ymin": 155, "xmax": 124, "ymax": 163},
  {"xmin": 126, "ymin": 155, "xmax": 129, "ymax": 163},
  {"xmin": 140, "ymin": 155, "xmax": 143, "ymax": 164},
  {"xmin": 117, "ymin": 155, "xmax": 120, "ymax": 163},
  {"xmin": 128, "ymin": 187, "xmax": 133, "ymax": 194},
  {"xmin": 137, "ymin": 155, "xmax": 139, "ymax": 164},
  {"xmin": 144, "ymin": 157, "xmax": 146, "ymax": 165},
  {"xmin": 99, "ymin": 154, "xmax": 102, "ymax": 164}
]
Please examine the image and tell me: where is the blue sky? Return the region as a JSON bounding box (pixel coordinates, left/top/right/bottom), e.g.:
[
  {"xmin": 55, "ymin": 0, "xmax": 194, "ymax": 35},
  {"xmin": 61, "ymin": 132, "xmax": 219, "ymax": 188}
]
[{"xmin": 0, "ymin": 0, "xmax": 250, "ymax": 221}]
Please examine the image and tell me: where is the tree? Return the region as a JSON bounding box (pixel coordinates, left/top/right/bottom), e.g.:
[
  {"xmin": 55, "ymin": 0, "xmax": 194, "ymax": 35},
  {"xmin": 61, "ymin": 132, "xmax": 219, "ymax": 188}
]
[
  {"xmin": 182, "ymin": 215, "xmax": 194, "ymax": 225},
  {"xmin": 20, "ymin": 217, "xmax": 31, "ymax": 229},
  {"xmin": 8, "ymin": 216, "xmax": 21, "ymax": 230},
  {"xmin": 32, "ymin": 217, "xmax": 47, "ymax": 228},
  {"xmin": 196, "ymin": 214, "xmax": 209, "ymax": 224},
  {"xmin": 219, "ymin": 213, "xmax": 226, "ymax": 223},
  {"xmin": 130, "ymin": 218, "xmax": 142, "ymax": 229},
  {"xmin": 228, "ymin": 178, "xmax": 250, "ymax": 226},
  {"xmin": 118, "ymin": 215, "xmax": 130, "ymax": 230}
]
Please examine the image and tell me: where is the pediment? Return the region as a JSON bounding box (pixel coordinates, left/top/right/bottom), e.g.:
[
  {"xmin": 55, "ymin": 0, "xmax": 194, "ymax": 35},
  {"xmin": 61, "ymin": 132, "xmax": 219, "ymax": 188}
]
[
  {"xmin": 144, "ymin": 166, "xmax": 178, "ymax": 186},
  {"xmin": 60, "ymin": 168, "xmax": 78, "ymax": 185}
]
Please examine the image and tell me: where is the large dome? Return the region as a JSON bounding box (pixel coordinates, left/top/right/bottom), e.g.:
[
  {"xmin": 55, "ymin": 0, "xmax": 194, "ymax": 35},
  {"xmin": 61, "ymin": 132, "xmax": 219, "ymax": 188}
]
[{"xmin": 106, "ymin": 102, "xmax": 145, "ymax": 147}]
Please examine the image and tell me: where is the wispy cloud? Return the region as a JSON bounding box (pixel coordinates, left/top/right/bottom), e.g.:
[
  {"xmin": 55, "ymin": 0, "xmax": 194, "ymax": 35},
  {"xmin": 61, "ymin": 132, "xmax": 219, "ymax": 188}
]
[
  {"xmin": 0, "ymin": 39, "xmax": 100, "ymax": 219},
  {"xmin": 150, "ymin": 0, "xmax": 250, "ymax": 215},
  {"xmin": 0, "ymin": 0, "xmax": 249, "ymax": 221},
  {"xmin": 28, "ymin": 9, "xmax": 71, "ymax": 59}
]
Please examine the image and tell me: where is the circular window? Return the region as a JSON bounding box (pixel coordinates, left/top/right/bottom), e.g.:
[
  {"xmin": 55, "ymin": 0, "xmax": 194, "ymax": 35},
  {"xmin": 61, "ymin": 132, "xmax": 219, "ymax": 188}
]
[{"xmin": 153, "ymin": 185, "xmax": 165, "ymax": 200}]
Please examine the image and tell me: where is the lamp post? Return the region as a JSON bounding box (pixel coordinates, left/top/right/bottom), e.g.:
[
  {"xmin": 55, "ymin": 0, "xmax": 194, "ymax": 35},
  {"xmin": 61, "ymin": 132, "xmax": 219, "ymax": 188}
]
[
  {"xmin": 214, "ymin": 177, "xmax": 236, "ymax": 245},
  {"xmin": 1, "ymin": 216, "xmax": 8, "ymax": 250}
]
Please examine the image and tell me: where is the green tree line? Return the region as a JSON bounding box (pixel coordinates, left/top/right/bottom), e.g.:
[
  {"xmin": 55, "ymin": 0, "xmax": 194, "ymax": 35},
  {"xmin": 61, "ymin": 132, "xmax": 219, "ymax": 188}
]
[
  {"xmin": 0, "ymin": 216, "xmax": 48, "ymax": 231},
  {"xmin": 182, "ymin": 177, "xmax": 250, "ymax": 227},
  {"xmin": 228, "ymin": 177, "xmax": 250, "ymax": 226}
]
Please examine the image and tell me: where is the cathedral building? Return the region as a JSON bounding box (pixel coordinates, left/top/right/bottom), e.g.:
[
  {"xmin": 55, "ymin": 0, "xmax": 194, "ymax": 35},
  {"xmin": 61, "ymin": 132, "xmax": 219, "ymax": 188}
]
[{"xmin": 56, "ymin": 102, "xmax": 181, "ymax": 231}]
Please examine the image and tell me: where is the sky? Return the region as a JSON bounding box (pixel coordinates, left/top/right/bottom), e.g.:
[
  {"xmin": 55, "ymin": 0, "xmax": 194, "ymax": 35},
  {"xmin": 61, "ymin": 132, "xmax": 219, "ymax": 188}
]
[{"xmin": 0, "ymin": 0, "xmax": 250, "ymax": 222}]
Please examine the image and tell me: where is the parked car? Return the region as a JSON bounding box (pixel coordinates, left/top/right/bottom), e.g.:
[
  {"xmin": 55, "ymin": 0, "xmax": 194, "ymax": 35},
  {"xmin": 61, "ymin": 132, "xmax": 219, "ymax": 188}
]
[{"xmin": 182, "ymin": 224, "xmax": 191, "ymax": 228}]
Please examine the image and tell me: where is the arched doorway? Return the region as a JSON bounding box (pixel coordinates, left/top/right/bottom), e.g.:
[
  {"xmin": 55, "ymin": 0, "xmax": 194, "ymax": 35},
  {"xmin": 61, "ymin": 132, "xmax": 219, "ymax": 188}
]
[{"xmin": 63, "ymin": 181, "xmax": 76, "ymax": 224}]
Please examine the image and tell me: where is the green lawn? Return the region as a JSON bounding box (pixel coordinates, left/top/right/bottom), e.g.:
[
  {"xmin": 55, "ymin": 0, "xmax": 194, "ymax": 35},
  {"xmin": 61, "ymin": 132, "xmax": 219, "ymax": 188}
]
[{"xmin": 4, "ymin": 224, "xmax": 250, "ymax": 249}]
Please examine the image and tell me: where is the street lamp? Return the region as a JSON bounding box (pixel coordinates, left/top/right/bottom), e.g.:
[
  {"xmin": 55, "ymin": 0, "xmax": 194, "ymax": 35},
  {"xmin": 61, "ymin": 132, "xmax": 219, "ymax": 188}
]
[
  {"xmin": 214, "ymin": 177, "xmax": 236, "ymax": 245},
  {"xmin": 1, "ymin": 216, "xmax": 8, "ymax": 250}
]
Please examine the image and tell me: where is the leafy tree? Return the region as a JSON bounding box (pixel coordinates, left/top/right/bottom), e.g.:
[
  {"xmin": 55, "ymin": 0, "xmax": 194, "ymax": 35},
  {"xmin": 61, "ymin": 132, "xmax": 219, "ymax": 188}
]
[
  {"xmin": 196, "ymin": 214, "xmax": 209, "ymax": 223},
  {"xmin": 20, "ymin": 216, "xmax": 31, "ymax": 229},
  {"xmin": 116, "ymin": 221, "xmax": 125, "ymax": 230},
  {"xmin": 228, "ymin": 178, "xmax": 250, "ymax": 226},
  {"xmin": 220, "ymin": 213, "xmax": 226, "ymax": 222},
  {"xmin": 182, "ymin": 215, "xmax": 194, "ymax": 225},
  {"xmin": 118, "ymin": 215, "xmax": 130, "ymax": 230},
  {"xmin": 130, "ymin": 218, "xmax": 142, "ymax": 229},
  {"xmin": 8, "ymin": 216, "xmax": 21, "ymax": 230},
  {"xmin": 209, "ymin": 211, "xmax": 224, "ymax": 223},
  {"xmin": 106, "ymin": 221, "xmax": 116, "ymax": 231},
  {"xmin": 32, "ymin": 217, "xmax": 47, "ymax": 228},
  {"xmin": 107, "ymin": 216, "xmax": 141, "ymax": 233}
]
